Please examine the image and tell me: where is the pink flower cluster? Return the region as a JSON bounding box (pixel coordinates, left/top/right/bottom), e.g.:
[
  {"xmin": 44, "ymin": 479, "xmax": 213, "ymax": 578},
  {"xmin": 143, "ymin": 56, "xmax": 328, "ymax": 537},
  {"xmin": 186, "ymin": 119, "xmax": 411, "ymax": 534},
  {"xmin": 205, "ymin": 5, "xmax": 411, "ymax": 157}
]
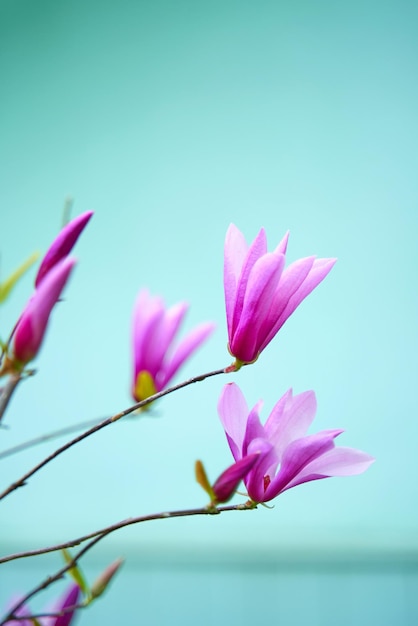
[
  {"xmin": 210, "ymin": 224, "xmax": 373, "ymax": 503},
  {"xmin": 124, "ymin": 222, "xmax": 370, "ymax": 506},
  {"xmin": 125, "ymin": 223, "xmax": 373, "ymax": 503},
  {"xmin": 7, "ymin": 218, "xmax": 373, "ymax": 506},
  {"xmin": 1, "ymin": 219, "xmax": 374, "ymax": 621}
]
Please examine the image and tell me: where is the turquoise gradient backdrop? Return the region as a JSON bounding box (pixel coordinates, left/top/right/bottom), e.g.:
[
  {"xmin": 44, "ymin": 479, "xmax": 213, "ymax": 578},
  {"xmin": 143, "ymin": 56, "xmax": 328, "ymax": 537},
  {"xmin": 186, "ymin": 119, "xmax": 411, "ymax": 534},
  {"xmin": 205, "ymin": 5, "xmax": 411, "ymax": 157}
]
[{"xmin": 1, "ymin": 0, "xmax": 417, "ymax": 624}]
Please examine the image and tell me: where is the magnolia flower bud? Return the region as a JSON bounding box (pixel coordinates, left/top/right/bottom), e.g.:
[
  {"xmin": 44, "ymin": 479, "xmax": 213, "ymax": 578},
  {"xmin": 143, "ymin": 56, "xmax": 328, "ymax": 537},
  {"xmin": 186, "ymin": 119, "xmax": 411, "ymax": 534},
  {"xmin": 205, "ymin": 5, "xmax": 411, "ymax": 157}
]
[{"xmin": 91, "ymin": 558, "xmax": 124, "ymax": 599}]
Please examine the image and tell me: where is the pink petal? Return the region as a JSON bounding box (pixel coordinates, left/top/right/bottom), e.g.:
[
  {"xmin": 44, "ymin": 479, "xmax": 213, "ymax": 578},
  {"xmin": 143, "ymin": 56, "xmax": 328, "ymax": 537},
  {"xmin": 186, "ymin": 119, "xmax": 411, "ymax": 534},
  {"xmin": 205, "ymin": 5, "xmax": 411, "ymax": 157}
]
[
  {"xmin": 280, "ymin": 256, "xmax": 336, "ymax": 321},
  {"xmin": 35, "ymin": 211, "xmax": 93, "ymax": 287},
  {"xmin": 142, "ymin": 301, "xmax": 188, "ymax": 379},
  {"xmin": 161, "ymin": 302, "xmax": 189, "ymax": 352},
  {"xmin": 258, "ymin": 256, "xmax": 315, "ymax": 352},
  {"xmin": 230, "ymin": 252, "xmax": 285, "ymax": 362},
  {"xmin": 285, "ymin": 446, "xmax": 375, "ymax": 490},
  {"xmin": 49, "ymin": 584, "xmax": 80, "ymax": 626},
  {"xmin": 158, "ymin": 321, "xmax": 215, "ymax": 389},
  {"xmin": 262, "ymin": 257, "xmax": 336, "ymax": 350},
  {"xmin": 224, "ymin": 224, "xmax": 249, "ymax": 336},
  {"xmin": 264, "ymin": 429, "xmax": 342, "ymax": 501},
  {"xmin": 274, "ymin": 230, "xmax": 290, "ymax": 255},
  {"xmin": 242, "ymin": 400, "xmax": 265, "ymax": 456},
  {"xmin": 3, "ymin": 598, "xmax": 32, "ymax": 626},
  {"xmin": 212, "ymin": 453, "xmax": 260, "ymax": 503},
  {"xmin": 229, "ymin": 227, "xmax": 267, "ymax": 338},
  {"xmin": 245, "ymin": 437, "xmax": 278, "ymax": 502},
  {"xmin": 264, "ymin": 390, "xmax": 317, "ymax": 460},
  {"xmin": 217, "ymin": 383, "xmax": 249, "ymax": 461},
  {"xmin": 132, "ymin": 290, "xmax": 163, "ymax": 349},
  {"xmin": 13, "ymin": 257, "xmax": 76, "ymax": 364},
  {"xmin": 132, "ymin": 290, "xmax": 165, "ymax": 379}
]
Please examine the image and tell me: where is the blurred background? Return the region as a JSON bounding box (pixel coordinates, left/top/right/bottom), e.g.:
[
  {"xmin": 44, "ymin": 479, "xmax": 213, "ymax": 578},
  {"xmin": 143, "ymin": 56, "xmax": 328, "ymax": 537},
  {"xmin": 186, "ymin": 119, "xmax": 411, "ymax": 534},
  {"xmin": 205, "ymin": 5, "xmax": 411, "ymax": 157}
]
[{"xmin": 1, "ymin": 0, "xmax": 417, "ymax": 623}]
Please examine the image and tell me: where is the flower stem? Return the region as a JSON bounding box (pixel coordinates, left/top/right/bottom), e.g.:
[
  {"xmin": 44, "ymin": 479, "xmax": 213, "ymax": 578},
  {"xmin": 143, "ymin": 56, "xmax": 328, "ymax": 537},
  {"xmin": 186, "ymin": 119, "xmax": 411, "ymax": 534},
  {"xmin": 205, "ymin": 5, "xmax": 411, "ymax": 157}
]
[
  {"xmin": 0, "ymin": 502, "xmax": 255, "ymax": 624},
  {"xmin": 0, "ymin": 416, "xmax": 111, "ymax": 459},
  {"xmin": 0, "ymin": 366, "xmax": 228, "ymax": 502}
]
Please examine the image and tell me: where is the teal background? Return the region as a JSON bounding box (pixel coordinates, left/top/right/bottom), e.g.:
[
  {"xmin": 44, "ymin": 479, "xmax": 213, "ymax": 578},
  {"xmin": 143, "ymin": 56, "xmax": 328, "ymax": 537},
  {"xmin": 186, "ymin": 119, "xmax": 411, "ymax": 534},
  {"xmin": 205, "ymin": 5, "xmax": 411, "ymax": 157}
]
[{"xmin": 1, "ymin": 0, "xmax": 417, "ymax": 623}]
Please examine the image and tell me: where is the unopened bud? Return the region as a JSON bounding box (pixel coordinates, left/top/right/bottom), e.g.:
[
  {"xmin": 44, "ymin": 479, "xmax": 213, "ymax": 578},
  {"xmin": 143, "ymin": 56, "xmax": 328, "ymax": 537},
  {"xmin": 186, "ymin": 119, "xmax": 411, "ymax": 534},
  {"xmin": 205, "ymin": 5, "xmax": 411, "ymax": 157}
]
[
  {"xmin": 212, "ymin": 453, "xmax": 259, "ymax": 504},
  {"xmin": 91, "ymin": 558, "xmax": 124, "ymax": 599}
]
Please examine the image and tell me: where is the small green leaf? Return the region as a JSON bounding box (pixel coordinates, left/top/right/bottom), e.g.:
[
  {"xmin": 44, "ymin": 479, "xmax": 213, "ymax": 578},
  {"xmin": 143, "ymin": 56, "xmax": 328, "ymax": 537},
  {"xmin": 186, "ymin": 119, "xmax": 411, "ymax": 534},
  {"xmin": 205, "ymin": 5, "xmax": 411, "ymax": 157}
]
[
  {"xmin": 0, "ymin": 252, "xmax": 40, "ymax": 303},
  {"xmin": 195, "ymin": 460, "xmax": 215, "ymax": 500},
  {"xmin": 61, "ymin": 548, "xmax": 89, "ymax": 594}
]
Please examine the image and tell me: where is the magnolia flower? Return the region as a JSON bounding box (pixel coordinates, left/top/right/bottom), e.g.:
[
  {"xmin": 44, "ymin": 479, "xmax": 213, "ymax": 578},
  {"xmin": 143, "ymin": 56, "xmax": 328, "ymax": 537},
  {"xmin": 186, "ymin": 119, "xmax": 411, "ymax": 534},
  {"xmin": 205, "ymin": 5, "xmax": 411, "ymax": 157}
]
[
  {"xmin": 218, "ymin": 382, "xmax": 374, "ymax": 504},
  {"xmin": 5, "ymin": 583, "xmax": 80, "ymax": 626},
  {"xmin": 224, "ymin": 224, "xmax": 336, "ymax": 365},
  {"xmin": 132, "ymin": 289, "xmax": 215, "ymax": 401},
  {"xmin": 35, "ymin": 211, "xmax": 93, "ymax": 287},
  {"xmin": 12, "ymin": 257, "xmax": 76, "ymax": 366}
]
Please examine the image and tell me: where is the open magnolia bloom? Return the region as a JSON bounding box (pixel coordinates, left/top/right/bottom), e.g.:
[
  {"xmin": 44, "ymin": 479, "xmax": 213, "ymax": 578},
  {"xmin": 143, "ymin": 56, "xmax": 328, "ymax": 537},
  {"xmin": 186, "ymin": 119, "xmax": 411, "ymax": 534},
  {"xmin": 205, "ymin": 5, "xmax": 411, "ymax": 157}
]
[
  {"xmin": 132, "ymin": 289, "xmax": 215, "ymax": 401},
  {"xmin": 218, "ymin": 382, "xmax": 374, "ymax": 504},
  {"xmin": 224, "ymin": 224, "xmax": 336, "ymax": 365}
]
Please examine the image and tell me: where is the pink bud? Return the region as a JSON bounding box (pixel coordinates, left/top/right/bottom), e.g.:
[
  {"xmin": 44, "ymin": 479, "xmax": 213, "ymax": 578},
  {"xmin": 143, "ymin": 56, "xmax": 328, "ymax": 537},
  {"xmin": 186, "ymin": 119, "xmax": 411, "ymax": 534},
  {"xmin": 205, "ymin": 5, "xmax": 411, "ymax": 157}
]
[
  {"xmin": 212, "ymin": 454, "xmax": 259, "ymax": 503},
  {"xmin": 91, "ymin": 558, "xmax": 124, "ymax": 599},
  {"xmin": 35, "ymin": 211, "xmax": 93, "ymax": 287},
  {"xmin": 13, "ymin": 257, "xmax": 76, "ymax": 365}
]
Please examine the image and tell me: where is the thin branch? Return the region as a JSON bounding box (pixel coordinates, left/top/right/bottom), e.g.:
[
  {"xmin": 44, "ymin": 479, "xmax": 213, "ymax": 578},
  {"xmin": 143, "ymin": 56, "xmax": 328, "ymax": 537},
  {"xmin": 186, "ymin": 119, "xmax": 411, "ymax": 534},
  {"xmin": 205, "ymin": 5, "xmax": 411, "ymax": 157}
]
[
  {"xmin": 0, "ymin": 366, "xmax": 228, "ymax": 502},
  {"xmin": 0, "ymin": 407, "xmax": 161, "ymax": 460},
  {"xmin": 6, "ymin": 603, "xmax": 84, "ymax": 623},
  {"xmin": 0, "ymin": 501, "xmax": 253, "ymax": 564},
  {"xmin": 0, "ymin": 375, "xmax": 23, "ymax": 425},
  {"xmin": 0, "ymin": 502, "xmax": 254, "ymax": 624},
  {"xmin": 0, "ymin": 417, "xmax": 110, "ymax": 460}
]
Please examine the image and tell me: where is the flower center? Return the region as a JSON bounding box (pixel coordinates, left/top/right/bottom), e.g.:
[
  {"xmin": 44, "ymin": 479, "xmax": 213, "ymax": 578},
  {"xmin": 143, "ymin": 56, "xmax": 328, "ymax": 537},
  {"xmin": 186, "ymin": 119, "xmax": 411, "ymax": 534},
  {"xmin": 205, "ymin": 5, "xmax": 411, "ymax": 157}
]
[{"xmin": 134, "ymin": 370, "xmax": 157, "ymax": 402}]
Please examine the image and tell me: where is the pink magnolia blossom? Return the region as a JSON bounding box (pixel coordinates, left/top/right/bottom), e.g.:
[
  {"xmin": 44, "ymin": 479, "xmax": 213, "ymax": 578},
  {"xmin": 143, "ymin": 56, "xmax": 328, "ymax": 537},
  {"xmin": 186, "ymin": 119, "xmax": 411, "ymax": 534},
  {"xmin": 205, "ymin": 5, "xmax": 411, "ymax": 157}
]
[
  {"xmin": 132, "ymin": 289, "xmax": 215, "ymax": 401},
  {"xmin": 5, "ymin": 583, "xmax": 80, "ymax": 626},
  {"xmin": 218, "ymin": 382, "xmax": 374, "ymax": 504},
  {"xmin": 224, "ymin": 224, "xmax": 336, "ymax": 365},
  {"xmin": 12, "ymin": 257, "xmax": 76, "ymax": 366},
  {"xmin": 35, "ymin": 211, "xmax": 93, "ymax": 287}
]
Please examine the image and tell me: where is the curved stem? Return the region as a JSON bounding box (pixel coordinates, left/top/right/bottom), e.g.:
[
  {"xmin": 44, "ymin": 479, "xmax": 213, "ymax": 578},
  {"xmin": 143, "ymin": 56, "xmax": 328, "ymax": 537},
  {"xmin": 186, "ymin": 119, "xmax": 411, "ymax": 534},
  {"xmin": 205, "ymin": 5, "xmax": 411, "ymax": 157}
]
[
  {"xmin": 0, "ymin": 502, "xmax": 252, "ymax": 564},
  {"xmin": 0, "ymin": 366, "xmax": 228, "ymax": 502},
  {"xmin": 0, "ymin": 502, "xmax": 254, "ymax": 623}
]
